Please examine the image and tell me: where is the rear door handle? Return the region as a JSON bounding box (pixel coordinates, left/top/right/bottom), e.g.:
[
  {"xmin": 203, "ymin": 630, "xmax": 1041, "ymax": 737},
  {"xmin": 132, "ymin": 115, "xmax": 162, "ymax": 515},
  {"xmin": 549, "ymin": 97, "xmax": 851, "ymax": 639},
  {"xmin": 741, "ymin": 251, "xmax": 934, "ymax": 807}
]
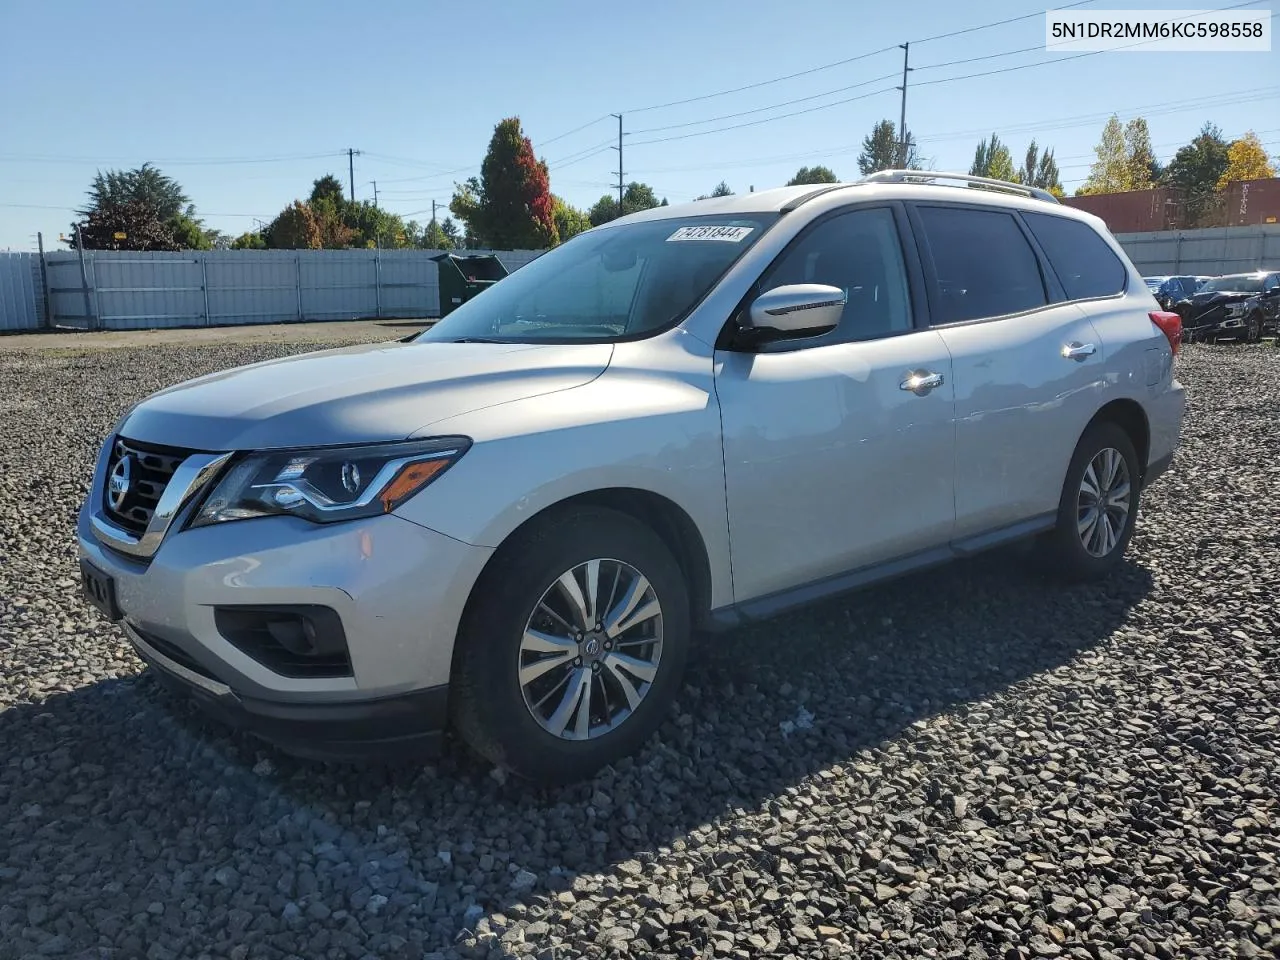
[
  {"xmin": 1062, "ymin": 342, "xmax": 1097, "ymax": 361},
  {"xmin": 900, "ymin": 369, "xmax": 945, "ymax": 395}
]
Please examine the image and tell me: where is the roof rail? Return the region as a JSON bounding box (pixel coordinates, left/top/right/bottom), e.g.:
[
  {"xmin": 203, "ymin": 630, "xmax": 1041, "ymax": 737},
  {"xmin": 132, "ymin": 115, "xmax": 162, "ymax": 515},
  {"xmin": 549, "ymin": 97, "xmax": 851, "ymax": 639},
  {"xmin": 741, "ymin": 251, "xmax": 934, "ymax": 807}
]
[{"xmin": 857, "ymin": 169, "xmax": 1061, "ymax": 204}]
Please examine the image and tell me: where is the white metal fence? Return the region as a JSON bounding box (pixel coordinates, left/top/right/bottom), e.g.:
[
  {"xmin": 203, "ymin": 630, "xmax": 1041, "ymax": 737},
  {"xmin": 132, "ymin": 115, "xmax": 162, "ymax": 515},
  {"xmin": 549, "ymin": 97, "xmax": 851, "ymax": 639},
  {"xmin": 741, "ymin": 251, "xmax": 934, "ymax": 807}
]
[
  {"xmin": 42, "ymin": 248, "xmax": 543, "ymax": 331},
  {"xmin": 8, "ymin": 224, "xmax": 1277, "ymax": 334},
  {"xmin": 0, "ymin": 253, "xmax": 45, "ymax": 331},
  {"xmin": 1115, "ymin": 224, "xmax": 1280, "ymax": 276}
]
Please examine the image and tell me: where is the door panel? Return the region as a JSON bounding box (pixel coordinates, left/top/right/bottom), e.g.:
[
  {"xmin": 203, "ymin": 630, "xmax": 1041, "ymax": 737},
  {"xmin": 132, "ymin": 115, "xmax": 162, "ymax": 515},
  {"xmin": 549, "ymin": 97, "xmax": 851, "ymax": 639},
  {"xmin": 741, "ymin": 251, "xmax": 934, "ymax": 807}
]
[
  {"xmin": 715, "ymin": 330, "xmax": 955, "ymax": 602},
  {"xmin": 939, "ymin": 305, "xmax": 1107, "ymax": 536}
]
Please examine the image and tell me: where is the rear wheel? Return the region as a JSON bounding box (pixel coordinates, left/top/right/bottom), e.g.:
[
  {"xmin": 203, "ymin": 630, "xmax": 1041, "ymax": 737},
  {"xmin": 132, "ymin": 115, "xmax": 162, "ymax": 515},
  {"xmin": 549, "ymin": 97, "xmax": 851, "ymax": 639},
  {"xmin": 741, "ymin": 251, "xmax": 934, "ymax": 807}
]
[
  {"xmin": 451, "ymin": 506, "xmax": 690, "ymax": 785},
  {"xmin": 1041, "ymin": 421, "xmax": 1140, "ymax": 581}
]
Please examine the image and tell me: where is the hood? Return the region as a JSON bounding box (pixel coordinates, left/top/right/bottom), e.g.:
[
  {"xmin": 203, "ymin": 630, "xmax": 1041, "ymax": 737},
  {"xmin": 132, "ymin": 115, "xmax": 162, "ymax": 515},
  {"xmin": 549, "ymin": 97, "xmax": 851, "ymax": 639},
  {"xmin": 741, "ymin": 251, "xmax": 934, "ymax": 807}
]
[
  {"xmin": 1183, "ymin": 290, "xmax": 1255, "ymax": 307},
  {"xmin": 120, "ymin": 340, "xmax": 614, "ymax": 451}
]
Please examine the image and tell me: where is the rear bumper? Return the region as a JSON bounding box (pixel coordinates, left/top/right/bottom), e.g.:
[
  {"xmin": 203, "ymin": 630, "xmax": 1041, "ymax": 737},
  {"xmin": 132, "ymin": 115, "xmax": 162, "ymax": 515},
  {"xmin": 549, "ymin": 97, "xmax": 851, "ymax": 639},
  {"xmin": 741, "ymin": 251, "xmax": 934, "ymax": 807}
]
[{"xmin": 131, "ymin": 622, "xmax": 448, "ymax": 761}]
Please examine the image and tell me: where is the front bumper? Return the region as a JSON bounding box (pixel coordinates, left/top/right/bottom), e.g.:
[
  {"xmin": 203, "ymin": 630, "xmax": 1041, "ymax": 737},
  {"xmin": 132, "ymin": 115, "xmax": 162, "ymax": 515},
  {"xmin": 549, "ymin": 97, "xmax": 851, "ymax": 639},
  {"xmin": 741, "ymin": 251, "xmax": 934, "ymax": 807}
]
[
  {"xmin": 132, "ymin": 622, "xmax": 450, "ymax": 760},
  {"xmin": 77, "ymin": 501, "xmax": 493, "ymax": 705}
]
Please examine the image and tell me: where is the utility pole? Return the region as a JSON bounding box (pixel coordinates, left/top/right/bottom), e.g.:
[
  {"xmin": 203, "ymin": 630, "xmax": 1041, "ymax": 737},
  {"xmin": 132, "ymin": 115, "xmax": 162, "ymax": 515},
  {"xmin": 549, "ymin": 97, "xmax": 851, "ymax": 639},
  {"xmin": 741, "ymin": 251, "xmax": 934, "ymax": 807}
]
[
  {"xmin": 432, "ymin": 199, "xmax": 438, "ymax": 223},
  {"xmin": 611, "ymin": 113, "xmax": 625, "ymax": 218},
  {"xmin": 896, "ymin": 43, "xmax": 912, "ymax": 168},
  {"xmin": 372, "ymin": 181, "xmax": 378, "ymax": 207},
  {"xmin": 347, "ymin": 148, "xmax": 362, "ymax": 203}
]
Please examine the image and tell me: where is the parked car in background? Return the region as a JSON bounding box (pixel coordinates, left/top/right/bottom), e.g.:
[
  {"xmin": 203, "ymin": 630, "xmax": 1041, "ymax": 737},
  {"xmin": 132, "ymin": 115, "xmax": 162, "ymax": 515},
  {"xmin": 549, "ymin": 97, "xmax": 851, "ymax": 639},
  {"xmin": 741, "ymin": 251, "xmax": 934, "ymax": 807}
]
[
  {"xmin": 1175, "ymin": 271, "xmax": 1280, "ymax": 342},
  {"xmin": 1144, "ymin": 275, "xmax": 1204, "ymax": 311},
  {"xmin": 77, "ymin": 172, "xmax": 1186, "ymax": 784}
]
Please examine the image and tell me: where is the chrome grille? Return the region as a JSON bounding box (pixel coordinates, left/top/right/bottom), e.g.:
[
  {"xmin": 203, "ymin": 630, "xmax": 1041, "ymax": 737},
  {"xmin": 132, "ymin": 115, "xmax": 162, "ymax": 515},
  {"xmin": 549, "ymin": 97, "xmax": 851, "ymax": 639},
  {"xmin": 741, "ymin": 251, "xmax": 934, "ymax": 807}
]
[{"xmin": 102, "ymin": 437, "xmax": 193, "ymax": 535}]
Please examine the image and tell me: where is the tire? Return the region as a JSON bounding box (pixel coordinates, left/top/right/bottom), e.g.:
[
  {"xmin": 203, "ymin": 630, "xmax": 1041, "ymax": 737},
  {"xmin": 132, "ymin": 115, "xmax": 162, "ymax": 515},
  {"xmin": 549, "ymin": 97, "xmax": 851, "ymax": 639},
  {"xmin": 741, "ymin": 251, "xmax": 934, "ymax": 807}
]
[
  {"xmin": 1247, "ymin": 314, "xmax": 1262, "ymax": 343},
  {"xmin": 1041, "ymin": 421, "xmax": 1141, "ymax": 582},
  {"xmin": 451, "ymin": 506, "xmax": 691, "ymax": 785}
]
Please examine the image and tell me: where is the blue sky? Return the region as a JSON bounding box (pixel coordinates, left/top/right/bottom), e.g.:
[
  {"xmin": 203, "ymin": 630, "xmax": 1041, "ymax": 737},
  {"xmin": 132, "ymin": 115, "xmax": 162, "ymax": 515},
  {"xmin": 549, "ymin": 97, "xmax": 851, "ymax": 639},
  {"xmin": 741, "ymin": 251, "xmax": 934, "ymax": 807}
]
[{"xmin": 0, "ymin": 0, "xmax": 1276, "ymax": 250}]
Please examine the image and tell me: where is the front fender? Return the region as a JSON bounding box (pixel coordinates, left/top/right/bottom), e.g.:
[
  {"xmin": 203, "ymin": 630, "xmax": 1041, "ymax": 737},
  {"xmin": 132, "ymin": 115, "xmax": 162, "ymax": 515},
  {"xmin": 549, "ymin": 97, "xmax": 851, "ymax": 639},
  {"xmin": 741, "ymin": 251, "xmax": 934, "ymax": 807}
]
[{"xmin": 394, "ymin": 333, "xmax": 735, "ymax": 610}]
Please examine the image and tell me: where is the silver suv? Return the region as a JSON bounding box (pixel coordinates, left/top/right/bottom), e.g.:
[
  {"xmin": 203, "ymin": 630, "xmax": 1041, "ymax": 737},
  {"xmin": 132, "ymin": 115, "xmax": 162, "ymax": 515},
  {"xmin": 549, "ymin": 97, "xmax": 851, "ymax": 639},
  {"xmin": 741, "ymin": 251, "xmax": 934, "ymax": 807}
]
[{"xmin": 77, "ymin": 172, "xmax": 1186, "ymax": 784}]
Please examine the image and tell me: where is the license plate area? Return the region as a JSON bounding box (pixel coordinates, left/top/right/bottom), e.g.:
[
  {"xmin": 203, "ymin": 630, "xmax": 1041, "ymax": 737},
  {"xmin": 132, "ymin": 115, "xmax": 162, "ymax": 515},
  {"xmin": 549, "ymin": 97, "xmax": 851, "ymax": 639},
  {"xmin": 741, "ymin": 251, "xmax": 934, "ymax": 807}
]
[{"xmin": 80, "ymin": 559, "xmax": 122, "ymax": 621}]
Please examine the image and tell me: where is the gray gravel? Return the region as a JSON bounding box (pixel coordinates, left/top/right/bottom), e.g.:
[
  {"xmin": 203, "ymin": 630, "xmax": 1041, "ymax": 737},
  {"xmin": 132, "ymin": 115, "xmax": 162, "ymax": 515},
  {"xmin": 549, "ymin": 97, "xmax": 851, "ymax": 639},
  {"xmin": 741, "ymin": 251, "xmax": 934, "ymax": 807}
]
[{"xmin": 2, "ymin": 335, "xmax": 1279, "ymax": 960}]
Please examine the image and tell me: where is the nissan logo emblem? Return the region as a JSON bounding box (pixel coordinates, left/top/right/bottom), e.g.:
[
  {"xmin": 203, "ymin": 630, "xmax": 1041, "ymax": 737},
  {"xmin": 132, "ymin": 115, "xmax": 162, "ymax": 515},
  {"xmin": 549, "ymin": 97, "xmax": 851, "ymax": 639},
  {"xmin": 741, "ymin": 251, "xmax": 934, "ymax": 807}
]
[{"xmin": 108, "ymin": 455, "xmax": 133, "ymax": 511}]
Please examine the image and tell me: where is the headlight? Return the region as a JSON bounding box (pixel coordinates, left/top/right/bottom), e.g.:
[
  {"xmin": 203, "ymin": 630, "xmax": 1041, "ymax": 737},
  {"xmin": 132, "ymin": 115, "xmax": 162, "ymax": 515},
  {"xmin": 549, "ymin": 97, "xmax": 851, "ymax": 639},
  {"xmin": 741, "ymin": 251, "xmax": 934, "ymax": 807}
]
[
  {"xmin": 191, "ymin": 437, "xmax": 470, "ymax": 527},
  {"xmin": 1224, "ymin": 303, "xmax": 1245, "ymax": 317}
]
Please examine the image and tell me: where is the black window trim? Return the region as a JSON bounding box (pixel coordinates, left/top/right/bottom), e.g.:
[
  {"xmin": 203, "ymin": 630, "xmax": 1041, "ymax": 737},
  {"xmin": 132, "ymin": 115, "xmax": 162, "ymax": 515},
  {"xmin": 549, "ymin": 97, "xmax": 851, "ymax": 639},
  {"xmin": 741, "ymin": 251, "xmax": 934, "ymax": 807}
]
[
  {"xmin": 1017, "ymin": 207, "xmax": 1131, "ymax": 306},
  {"xmin": 716, "ymin": 199, "xmax": 930, "ymax": 353}
]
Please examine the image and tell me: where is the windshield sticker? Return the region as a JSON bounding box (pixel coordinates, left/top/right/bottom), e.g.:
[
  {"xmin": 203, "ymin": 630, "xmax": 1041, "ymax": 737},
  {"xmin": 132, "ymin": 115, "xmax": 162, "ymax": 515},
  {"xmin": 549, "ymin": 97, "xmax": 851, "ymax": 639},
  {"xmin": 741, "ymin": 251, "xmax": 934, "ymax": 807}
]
[{"xmin": 666, "ymin": 225, "xmax": 754, "ymax": 243}]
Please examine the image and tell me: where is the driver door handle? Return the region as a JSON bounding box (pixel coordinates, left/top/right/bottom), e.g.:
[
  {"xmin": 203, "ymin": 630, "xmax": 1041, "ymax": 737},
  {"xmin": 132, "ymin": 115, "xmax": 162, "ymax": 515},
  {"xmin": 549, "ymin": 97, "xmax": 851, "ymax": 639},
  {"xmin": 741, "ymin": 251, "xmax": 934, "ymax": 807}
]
[
  {"xmin": 900, "ymin": 370, "xmax": 945, "ymax": 395},
  {"xmin": 1062, "ymin": 341, "xmax": 1097, "ymax": 361}
]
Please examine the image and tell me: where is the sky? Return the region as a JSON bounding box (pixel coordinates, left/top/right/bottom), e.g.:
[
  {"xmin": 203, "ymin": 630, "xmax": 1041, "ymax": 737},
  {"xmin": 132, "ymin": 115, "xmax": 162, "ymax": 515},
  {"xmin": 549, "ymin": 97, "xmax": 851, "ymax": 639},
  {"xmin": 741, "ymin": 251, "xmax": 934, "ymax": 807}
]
[{"xmin": 0, "ymin": 0, "xmax": 1276, "ymax": 250}]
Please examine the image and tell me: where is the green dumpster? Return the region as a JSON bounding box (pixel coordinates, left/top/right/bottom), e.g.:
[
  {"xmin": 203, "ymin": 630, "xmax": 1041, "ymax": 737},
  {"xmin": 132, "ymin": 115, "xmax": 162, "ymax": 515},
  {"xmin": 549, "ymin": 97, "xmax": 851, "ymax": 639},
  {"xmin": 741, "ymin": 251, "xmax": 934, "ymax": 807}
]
[{"xmin": 432, "ymin": 253, "xmax": 509, "ymax": 317}]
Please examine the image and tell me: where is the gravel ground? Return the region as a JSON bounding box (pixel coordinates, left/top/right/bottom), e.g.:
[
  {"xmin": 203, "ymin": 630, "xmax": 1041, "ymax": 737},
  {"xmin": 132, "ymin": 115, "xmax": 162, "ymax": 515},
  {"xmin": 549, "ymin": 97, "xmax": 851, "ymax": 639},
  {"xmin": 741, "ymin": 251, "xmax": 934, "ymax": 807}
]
[{"xmin": 1, "ymin": 334, "xmax": 1278, "ymax": 960}]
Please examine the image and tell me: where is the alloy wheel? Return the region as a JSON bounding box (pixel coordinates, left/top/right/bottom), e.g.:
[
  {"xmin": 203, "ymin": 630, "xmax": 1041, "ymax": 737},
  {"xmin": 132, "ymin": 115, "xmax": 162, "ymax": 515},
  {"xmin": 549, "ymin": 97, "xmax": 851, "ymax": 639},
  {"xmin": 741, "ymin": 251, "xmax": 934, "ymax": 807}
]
[
  {"xmin": 1077, "ymin": 447, "xmax": 1131, "ymax": 558},
  {"xmin": 518, "ymin": 558, "xmax": 663, "ymax": 740}
]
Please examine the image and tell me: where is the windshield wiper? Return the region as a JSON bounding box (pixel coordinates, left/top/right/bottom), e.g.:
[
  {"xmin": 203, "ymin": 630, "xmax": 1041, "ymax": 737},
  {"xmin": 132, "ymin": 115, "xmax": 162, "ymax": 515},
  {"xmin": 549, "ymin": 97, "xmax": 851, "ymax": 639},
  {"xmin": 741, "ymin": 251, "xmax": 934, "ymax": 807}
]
[{"xmin": 442, "ymin": 337, "xmax": 511, "ymax": 344}]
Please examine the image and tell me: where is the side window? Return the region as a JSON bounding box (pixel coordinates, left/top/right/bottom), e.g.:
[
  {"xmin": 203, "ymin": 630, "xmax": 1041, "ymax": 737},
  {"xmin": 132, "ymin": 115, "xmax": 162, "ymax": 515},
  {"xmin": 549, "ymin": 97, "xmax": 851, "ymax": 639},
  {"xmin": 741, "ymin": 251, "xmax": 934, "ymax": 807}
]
[
  {"xmin": 759, "ymin": 207, "xmax": 913, "ymax": 344},
  {"xmin": 1266, "ymin": 274, "xmax": 1280, "ymax": 292},
  {"xmin": 1022, "ymin": 212, "xmax": 1128, "ymax": 301},
  {"xmin": 916, "ymin": 206, "xmax": 1047, "ymax": 323}
]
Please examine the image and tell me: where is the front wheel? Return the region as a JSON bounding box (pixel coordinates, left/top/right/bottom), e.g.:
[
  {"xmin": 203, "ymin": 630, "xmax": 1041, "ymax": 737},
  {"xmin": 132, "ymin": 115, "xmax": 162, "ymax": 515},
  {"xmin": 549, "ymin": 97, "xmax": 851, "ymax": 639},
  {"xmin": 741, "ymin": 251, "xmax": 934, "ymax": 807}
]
[
  {"xmin": 1041, "ymin": 422, "xmax": 1141, "ymax": 581},
  {"xmin": 451, "ymin": 506, "xmax": 691, "ymax": 785}
]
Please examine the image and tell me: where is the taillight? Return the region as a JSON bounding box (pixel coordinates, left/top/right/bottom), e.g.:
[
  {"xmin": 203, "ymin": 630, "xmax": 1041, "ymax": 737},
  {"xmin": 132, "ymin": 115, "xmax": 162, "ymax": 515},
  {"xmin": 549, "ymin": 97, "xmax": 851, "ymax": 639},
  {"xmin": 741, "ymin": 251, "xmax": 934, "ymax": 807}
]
[{"xmin": 1150, "ymin": 311, "xmax": 1181, "ymax": 356}]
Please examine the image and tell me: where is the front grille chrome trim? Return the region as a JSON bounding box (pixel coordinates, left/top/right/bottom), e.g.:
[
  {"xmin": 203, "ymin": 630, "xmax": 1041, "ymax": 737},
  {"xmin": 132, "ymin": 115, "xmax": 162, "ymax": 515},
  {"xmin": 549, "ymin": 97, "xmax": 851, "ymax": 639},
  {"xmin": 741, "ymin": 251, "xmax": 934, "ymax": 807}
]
[{"xmin": 92, "ymin": 451, "xmax": 233, "ymax": 560}]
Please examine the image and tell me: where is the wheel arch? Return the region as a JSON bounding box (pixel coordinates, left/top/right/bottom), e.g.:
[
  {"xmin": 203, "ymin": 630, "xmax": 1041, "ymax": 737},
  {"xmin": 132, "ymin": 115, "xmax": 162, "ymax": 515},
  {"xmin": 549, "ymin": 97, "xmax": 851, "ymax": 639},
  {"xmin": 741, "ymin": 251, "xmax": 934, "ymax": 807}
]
[
  {"xmin": 1086, "ymin": 398, "xmax": 1151, "ymax": 480},
  {"xmin": 461, "ymin": 487, "xmax": 717, "ymax": 633}
]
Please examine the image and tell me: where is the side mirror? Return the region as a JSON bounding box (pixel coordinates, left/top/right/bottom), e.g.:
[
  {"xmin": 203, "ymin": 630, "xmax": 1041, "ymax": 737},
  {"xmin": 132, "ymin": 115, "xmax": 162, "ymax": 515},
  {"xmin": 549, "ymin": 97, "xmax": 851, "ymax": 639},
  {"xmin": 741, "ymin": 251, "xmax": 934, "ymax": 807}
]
[{"xmin": 746, "ymin": 284, "xmax": 846, "ymax": 337}]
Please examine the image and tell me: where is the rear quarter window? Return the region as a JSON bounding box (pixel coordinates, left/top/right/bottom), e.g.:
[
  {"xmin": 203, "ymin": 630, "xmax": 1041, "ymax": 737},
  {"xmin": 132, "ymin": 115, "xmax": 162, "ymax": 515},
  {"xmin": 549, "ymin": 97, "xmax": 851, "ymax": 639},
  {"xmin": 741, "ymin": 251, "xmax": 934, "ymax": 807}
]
[{"xmin": 1022, "ymin": 212, "xmax": 1127, "ymax": 301}]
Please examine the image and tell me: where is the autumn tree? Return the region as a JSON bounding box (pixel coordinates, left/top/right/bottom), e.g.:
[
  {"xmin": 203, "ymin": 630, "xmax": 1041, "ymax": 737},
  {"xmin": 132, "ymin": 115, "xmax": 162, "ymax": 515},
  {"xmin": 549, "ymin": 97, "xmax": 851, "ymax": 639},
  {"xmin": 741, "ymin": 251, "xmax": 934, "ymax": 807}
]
[
  {"xmin": 588, "ymin": 182, "xmax": 661, "ymax": 226},
  {"xmin": 450, "ymin": 117, "xmax": 557, "ymax": 248},
  {"xmin": 857, "ymin": 120, "xmax": 922, "ymax": 175},
  {"xmin": 265, "ymin": 201, "xmax": 322, "ymax": 249},
  {"xmin": 788, "ymin": 165, "xmax": 838, "ymax": 185},
  {"xmin": 1162, "ymin": 122, "xmax": 1231, "ymax": 226},
  {"xmin": 1217, "ymin": 131, "xmax": 1277, "ymax": 188}
]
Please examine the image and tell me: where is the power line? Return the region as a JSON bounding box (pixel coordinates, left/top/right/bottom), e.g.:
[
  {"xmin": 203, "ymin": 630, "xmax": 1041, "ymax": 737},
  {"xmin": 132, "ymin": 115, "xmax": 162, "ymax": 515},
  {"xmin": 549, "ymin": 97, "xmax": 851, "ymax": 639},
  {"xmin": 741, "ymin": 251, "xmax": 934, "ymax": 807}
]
[
  {"xmin": 622, "ymin": 0, "xmax": 1098, "ymax": 116},
  {"xmin": 628, "ymin": 86, "xmax": 899, "ymax": 147},
  {"xmin": 0, "ymin": 151, "xmax": 346, "ymax": 166},
  {"xmin": 628, "ymin": 71, "xmax": 899, "ymax": 135},
  {"xmin": 910, "ymin": 0, "xmax": 1095, "ymax": 44}
]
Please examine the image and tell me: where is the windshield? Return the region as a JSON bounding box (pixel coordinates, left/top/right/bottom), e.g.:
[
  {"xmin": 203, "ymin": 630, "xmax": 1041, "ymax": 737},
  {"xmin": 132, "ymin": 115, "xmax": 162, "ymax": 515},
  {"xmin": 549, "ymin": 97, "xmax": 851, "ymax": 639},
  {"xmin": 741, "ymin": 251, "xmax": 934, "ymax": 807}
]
[
  {"xmin": 1199, "ymin": 275, "xmax": 1265, "ymax": 293},
  {"xmin": 417, "ymin": 214, "xmax": 778, "ymax": 343}
]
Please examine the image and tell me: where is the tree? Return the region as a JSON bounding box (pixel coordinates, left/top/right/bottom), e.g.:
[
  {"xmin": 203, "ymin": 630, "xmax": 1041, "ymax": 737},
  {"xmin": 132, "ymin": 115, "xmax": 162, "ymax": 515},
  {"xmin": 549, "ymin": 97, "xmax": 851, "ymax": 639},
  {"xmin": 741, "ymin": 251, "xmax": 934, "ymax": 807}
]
[
  {"xmin": 1016, "ymin": 141, "xmax": 1064, "ymax": 195},
  {"xmin": 1079, "ymin": 116, "xmax": 1129, "ymax": 195},
  {"xmin": 230, "ymin": 231, "xmax": 267, "ymax": 250},
  {"xmin": 309, "ymin": 174, "xmax": 348, "ymax": 208},
  {"xmin": 1123, "ymin": 118, "xmax": 1156, "ymax": 191},
  {"xmin": 694, "ymin": 181, "xmax": 734, "ymax": 201},
  {"xmin": 265, "ymin": 201, "xmax": 322, "ymax": 249},
  {"xmin": 587, "ymin": 182, "xmax": 661, "ymax": 226},
  {"xmin": 970, "ymin": 133, "xmax": 1016, "ymax": 182},
  {"xmin": 857, "ymin": 120, "xmax": 922, "ymax": 175},
  {"xmin": 74, "ymin": 199, "xmax": 179, "ymax": 251},
  {"xmin": 1163, "ymin": 122, "xmax": 1231, "ymax": 225},
  {"xmin": 787, "ymin": 165, "xmax": 839, "ymax": 186},
  {"xmin": 552, "ymin": 196, "xmax": 592, "ymax": 243},
  {"xmin": 440, "ymin": 217, "xmax": 462, "ymax": 247},
  {"xmin": 449, "ymin": 117, "xmax": 557, "ymax": 248},
  {"xmin": 68, "ymin": 163, "xmax": 215, "ymax": 250},
  {"xmin": 422, "ymin": 219, "xmax": 453, "ymax": 250},
  {"xmin": 1217, "ymin": 131, "xmax": 1277, "ymax": 189},
  {"xmin": 170, "ymin": 213, "xmax": 213, "ymax": 250}
]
